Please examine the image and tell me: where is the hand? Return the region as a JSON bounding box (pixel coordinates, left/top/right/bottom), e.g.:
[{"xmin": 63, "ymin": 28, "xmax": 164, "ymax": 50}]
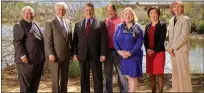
[
  {"xmin": 170, "ymin": 52, "xmax": 175, "ymax": 57},
  {"xmin": 21, "ymin": 57, "xmax": 28, "ymax": 63},
  {"xmin": 73, "ymin": 55, "xmax": 78, "ymax": 61},
  {"xmin": 49, "ymin": 55, "xmax": 55, "ymax": 62},
  {"xmin": 167, "ymin": 48, "xmax": 175, "ymax": 57},
  {"xmin": 167, "ymin": 47, "xmax": 174, "ymax": 53},
  {"xmin": 123, "ymin": 51, "xmax": 131, "ymax": 59},
  {"xmin": 100, "ymin": 56, "xmax": 106, "ymax": 62},
  {"xmin": 117, "ymin": 50, "xmax": 126, "ymax": 58},
  {"xmin": 147, "ymin": 49, "xmax": 154, "ymax": 56},
  {"xmin": 126, "ymin": 51, "xmax": 131, "ymax": 57}
]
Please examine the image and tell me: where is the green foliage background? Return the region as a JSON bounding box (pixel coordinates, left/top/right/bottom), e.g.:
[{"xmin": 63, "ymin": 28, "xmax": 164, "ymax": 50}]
[
  {"xmin": 2, "ymin": 2, "xmax": 204, "ymax": 33},
  {"xmin": 1, "ymin": 1, "xmax": 204, "ymax": 78}
]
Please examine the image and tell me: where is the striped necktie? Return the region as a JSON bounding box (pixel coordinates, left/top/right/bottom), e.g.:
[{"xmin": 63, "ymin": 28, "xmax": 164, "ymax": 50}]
[{"xmin": 60, "ymin": 19, "xmax": 67, "ymax": 38}]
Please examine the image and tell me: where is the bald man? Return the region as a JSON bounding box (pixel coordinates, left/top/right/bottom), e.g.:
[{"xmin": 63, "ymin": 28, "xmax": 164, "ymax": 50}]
[{"xmin": 13, "ymin": 6, "xmax": 45, "ymax": 92}]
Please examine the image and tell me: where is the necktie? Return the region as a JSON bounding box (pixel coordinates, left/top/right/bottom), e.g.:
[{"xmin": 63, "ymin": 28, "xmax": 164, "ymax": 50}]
[
  {"xmin": 86, "ymin": 19, "xmax": 91, "ymax": 36},
  {"xmin": 61, "ymin": 19, "xmax": 67, "ymax": 38},
  {"xmin": 174, "ymin": 17, "xmax": 177, "ymax": 26}
]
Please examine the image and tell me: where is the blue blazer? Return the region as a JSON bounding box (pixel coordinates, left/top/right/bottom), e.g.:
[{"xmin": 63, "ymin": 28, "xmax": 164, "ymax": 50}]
[{"xmin": 113, "ymin": 23, "xmax": 143, "ymax": 63}]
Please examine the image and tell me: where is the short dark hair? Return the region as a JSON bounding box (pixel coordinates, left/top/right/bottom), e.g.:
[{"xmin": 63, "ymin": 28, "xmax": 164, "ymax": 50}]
[
  {"xmin": 84, "ymin": 3, "xmax": 94, "ymax": 9},
  {"xmin": 106, "ymin": 4, "xmax": 116, "ymax": 11},
  {"xmin": 147, "ymin": 6, "xmax": 160, "ymax": 18}
]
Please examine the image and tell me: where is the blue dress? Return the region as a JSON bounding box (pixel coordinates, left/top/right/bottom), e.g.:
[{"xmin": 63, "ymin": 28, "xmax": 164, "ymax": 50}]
[{"xmin": 113, "ymin": 23, "xmax": 143, "ymax": 78}]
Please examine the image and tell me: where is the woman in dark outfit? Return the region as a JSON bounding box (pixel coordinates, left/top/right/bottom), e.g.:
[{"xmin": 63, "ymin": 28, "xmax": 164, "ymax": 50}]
[{"xmin": 144, "ymin": 7, "xmax": 167, "ymax": 93}]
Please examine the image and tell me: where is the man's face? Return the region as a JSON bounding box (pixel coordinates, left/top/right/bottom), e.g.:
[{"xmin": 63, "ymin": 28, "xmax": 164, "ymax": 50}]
[
  {"xmin": 84, "ymin": 6, "xmax": 94, "ymax": 19},
  {"xmin": 55, "ymin": 6, "xmax": 66, "ymax": 18},
  {"xmin": 106, "ymin": 6, "xmax": 117, "ymax": 18},
  {"xmin": 23, "ymin": 9, "xmax": 34, "ymax": 22}
]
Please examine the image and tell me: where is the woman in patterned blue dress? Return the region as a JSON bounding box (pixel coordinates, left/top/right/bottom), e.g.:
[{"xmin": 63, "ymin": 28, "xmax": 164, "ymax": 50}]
[{"xmin": 113, "ymin": 7, "xmax": 143, "ymax": 92}]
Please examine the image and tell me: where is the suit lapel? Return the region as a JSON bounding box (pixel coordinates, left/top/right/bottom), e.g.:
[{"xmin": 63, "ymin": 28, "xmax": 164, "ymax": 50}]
[
  {"xmin": 65, "ymin": 20, "xmax": 71, "ymax": 33},
  {"xmin": 88, "ymin": 18, "xmax": 96, "ymax": 36},
  {"xmin": 146, "ymin": 23, "xmax": 151, "ymax": 33},
  {"xmin": 65, "ymin": 20, "xmax": 71, "ymax": 41},
  {"xmin": 54, "ymin": 17, "xmax": 66, "ymax": 40},
  {"xmin": 154, "ymin": 21, "xmax": 160, "ymax": 38},
  {"xmin": 169, "ymin": 18, "xmax": 175, "ymax": 31},
  {"xmin": 173, "ymin": 16, "xmax": 181, "ymax": 29},
  {"xmin": 33, "ymin": 22, "xmax": 44, "ymax": 40},
  {"xmin": 81, "ymin": 19, "xmax": 86, "ymax": 36}
]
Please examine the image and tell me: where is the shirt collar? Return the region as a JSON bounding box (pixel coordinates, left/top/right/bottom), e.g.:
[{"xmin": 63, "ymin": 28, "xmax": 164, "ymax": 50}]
[
  {"xmin": 175, "ymin": 14, "xmax": 184, "ymax": 20},
  {"xmin": 56, "ymin": 16, "xmax": 64, "ymax": 22},
  {"xmin": 85, "ymin": 17, "xmax": 94, "ymax": 25},
  {"xmin": 111, "ymin": 15, "xmax": 119, "ymax": 20}
]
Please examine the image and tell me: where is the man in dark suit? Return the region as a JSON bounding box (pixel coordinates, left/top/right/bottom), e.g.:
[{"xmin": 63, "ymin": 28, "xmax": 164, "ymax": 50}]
[
  {"xmin": 44, "ymin": 2, "xmax": 72, "ymax": 92},
  {"xmin": 73, "ymin": 3, "xmax": 108, "ymax": 93},
  {"xmin": 13, "ymin": 6, "xmax": 45, "ymax": 92}
]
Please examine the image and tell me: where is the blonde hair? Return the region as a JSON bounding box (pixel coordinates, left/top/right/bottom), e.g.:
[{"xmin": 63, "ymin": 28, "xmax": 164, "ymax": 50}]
[
  {"xmin": 55, "ymin": 2, "xmax": 67, "ymax": 10},
  {"xmin": 170, "ymin": 2, "xmax": 184, "ymax": 15},
  {"xmin": 120, "ymin": 7, "xmax": 138, "ymax": 23}
]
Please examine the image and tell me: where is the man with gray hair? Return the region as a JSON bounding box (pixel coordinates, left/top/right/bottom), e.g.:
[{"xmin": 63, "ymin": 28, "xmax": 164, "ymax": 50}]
[
  {"xmin": 13, "ymin": 6, "xmax": 45, "ymax": 92},
  {"xmin": 44, "ymin": 2, "xmax": 73, "ymax": 92}
]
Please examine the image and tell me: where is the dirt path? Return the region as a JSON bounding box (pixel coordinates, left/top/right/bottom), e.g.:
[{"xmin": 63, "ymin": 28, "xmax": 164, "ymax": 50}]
[
  {"xmin": 2, "ymin": 73, "xmax": 81, "ymax": 92},
  {"xmin": 2, "ymin": 66, "xmax": 204, "ymax": 92},
  {"xmin": 2, "ymin": 72, "xmax": 173, "ymax": 92}
]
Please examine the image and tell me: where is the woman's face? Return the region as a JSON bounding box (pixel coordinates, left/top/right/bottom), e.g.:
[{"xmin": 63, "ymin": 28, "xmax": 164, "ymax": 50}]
[
  {"xmin": 172, "ymin": 3, "xmax": 183, "ymax": 16},
  {"xmin": 123, "ymin": 10, "xmax": 134, "ymax": 23},
  {"xmin": 149, "ymin": 9, "xmax": 159, "ymax": 22}
]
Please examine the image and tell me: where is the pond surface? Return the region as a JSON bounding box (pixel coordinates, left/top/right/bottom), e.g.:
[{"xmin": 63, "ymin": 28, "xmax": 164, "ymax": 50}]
[{"xmin": 2, "ymin": 25, "xmax": 204, "ymax": 73}]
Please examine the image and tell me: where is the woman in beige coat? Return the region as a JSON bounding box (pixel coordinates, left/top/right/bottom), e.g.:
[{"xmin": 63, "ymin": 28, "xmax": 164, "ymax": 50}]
[{"xmin": 166, "ymin": 2, "xmax": 192, "ymax": 92}]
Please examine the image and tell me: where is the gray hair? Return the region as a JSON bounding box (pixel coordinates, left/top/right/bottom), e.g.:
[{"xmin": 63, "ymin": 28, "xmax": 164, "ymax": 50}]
[
  {"xmin": 21, "ymin": 6, "xmax": 35, "ymax": 14},
  {"xmin": 55, "ymin": 2, "xmax": 67, "ymax": 10}
]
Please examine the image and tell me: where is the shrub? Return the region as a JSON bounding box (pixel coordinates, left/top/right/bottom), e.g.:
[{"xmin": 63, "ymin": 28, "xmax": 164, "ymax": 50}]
[
  {"xmin": 197, "ymin": 21, "xmax": 204, "ymax": 34},
  {"xmin": 69, "ymin": 61, "xmax": 80, "ymax": 78}
]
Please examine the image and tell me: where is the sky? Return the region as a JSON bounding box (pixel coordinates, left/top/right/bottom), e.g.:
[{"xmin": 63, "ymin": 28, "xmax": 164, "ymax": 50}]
[
  {"xmin": 1, "ymin": 0, "xmax": 204, "ymax": 2},
  {"xmin": 2, "ymin": 0, "xmax": 203, "ymax": 8}
]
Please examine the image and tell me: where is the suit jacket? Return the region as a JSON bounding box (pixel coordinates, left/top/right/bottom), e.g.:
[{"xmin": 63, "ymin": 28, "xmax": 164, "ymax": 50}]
[
  {"xmin": 166, "ymin": 14, "xmax": 191, "ymax": 52},
  {"xmin": 144, "ymin": 20, "xmax": 167, "ymax": 52},
  {"xmin": 13, "ymin": 19, "xmax": 45, "ymax": 64},
  {"xmin": 45, "ymin": 17, "xmax": 73, "ymax": 62},
  {"xmin": 73, "ymin": 18, "xmax": 108, "ymax": 61}
]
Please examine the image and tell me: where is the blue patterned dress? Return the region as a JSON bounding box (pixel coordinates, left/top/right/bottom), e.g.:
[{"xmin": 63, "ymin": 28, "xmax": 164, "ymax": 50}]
[{"xmin": 113, "ymin": 23, "xmax": 143, "ymax": 78}]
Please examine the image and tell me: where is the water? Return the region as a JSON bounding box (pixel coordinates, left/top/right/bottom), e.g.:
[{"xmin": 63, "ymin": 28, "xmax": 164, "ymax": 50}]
[
  {"xmin": 1, "ymin": 25, "xmax": 204, "ymax": 73},
  {"xmin": 189, "ymin": 39, "xmax": 204, "ymax": 73},
  {"xmin": 142, "ymin": 38, "xmax": 204, "ymax": 73}
]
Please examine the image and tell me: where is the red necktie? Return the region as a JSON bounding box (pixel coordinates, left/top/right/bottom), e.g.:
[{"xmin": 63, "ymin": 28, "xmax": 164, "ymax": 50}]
[{"xmin": 86, "ymin": 19, "xmax": 90, "ymax": 36}]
